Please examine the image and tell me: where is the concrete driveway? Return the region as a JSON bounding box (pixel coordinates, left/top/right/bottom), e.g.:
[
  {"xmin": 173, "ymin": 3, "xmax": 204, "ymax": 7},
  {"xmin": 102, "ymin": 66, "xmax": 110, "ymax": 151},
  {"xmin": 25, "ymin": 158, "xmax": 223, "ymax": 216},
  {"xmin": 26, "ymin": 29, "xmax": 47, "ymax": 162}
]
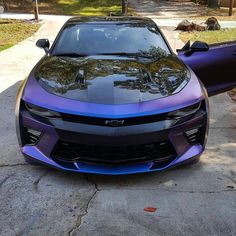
[{"xmin": 0, "ymin": 16, "xmax": 236, "ymax": 236}]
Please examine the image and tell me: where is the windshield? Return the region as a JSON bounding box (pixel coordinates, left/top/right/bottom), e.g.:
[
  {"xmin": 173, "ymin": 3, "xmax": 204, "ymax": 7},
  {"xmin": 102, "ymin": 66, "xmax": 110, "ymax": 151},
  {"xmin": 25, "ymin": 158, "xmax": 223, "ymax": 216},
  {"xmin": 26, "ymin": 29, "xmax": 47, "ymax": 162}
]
[{"xmin": 52, "ymin": 23, "xmax": 171, "ymax": 57}]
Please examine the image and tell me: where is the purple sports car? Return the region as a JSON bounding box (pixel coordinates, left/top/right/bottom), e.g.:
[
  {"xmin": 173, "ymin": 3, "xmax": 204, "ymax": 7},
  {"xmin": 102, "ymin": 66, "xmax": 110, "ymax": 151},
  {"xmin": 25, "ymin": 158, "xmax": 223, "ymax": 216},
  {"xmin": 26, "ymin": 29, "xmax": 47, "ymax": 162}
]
[{"xmin": 16, "ymin": 17, "xmax": 236, "ymax": 175}]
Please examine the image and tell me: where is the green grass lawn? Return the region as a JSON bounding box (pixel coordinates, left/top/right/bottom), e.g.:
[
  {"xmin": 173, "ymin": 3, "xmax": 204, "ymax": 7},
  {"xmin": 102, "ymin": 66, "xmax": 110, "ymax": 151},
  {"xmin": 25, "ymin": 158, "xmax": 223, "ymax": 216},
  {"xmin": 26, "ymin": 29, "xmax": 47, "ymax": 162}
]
[
  {"xmin": 6, "ymin": 0, "xmax": 134, "ymax": 16},
  {"xmin": 0, "ymin": 19, "xmax": 40, "ymax": 52},
  {"xmin": 179, "ymin": 28, "xmax": 236, "ymax": 45},
  {"xmin": 55, "ymin": 0, "xmax": 134, "ymax": 16}
]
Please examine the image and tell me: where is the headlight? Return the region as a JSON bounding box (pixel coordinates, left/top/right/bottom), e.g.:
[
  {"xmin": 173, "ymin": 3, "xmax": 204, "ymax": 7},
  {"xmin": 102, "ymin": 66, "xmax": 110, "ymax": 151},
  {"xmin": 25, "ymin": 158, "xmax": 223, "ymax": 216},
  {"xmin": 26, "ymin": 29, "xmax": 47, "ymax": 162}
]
[
  {"xmin": 25, "ymin": 102, "xmax": 60, "ymax": 118},
  {"xmin": 169, "ymin": 102, "xmax": 201, "ymax": 118}
]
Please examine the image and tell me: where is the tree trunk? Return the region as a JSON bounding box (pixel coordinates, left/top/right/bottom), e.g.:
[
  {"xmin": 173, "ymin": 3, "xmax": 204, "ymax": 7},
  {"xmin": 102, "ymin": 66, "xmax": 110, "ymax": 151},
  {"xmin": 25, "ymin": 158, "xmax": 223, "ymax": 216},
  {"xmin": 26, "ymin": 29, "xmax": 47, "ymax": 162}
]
[
  {"xmin": 229, "ymin": 0, "xmax": 234, "ymax": 16},
  {"xmin": 33, "ymin": 0, "xmax": 39, "ymax": 20},
  {"xmin": 122, "ymin": 0, "xmax": 128, "ymax": 15}
]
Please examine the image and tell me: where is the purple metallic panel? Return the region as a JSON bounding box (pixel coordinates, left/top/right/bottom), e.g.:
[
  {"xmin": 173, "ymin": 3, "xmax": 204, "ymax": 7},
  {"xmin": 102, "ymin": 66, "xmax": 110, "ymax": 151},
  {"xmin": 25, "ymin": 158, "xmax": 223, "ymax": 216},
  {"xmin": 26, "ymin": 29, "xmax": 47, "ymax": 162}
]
[
  {"xmin": 179, "ymin": 41, "xmax": 236, "ymax": 96},
  {"xmin": 16, "ymin": 16, "xmax": 209, "ymax": 175},
  {"xmin": 22, "ymin": 144, "xmax": 203, "ymax": 175},
  {"xmin": 21, "ymin": 111, "xmax": 59, "ymax": 156},
  {"xmin": 22, "ymin": 74, "xmax": 203, "ymax": 118}
]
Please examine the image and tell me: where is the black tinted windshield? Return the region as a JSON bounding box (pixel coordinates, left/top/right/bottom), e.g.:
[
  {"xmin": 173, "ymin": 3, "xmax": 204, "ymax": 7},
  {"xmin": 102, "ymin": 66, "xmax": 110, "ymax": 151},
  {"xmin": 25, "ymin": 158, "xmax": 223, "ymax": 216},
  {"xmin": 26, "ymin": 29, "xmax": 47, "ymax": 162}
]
[{"xmin": 52, "ymin": 22, "xmax": 170, "ymax": 56}]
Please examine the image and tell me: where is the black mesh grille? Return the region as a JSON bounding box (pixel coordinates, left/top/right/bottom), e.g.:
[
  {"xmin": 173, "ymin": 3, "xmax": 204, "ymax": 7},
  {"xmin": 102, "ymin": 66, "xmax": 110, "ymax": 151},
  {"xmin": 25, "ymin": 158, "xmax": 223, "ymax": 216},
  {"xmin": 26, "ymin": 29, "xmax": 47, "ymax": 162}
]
[
  {"xmin": 52, "ymin": 140, "xmax": 176, "ymax": 166},
  {"xmin": 24, "ymin": 128, "xmax": 41, "ymax": 145},
  {"xmin": 185, "ymin": 127, "xmax": 203, "ymax": 145}
]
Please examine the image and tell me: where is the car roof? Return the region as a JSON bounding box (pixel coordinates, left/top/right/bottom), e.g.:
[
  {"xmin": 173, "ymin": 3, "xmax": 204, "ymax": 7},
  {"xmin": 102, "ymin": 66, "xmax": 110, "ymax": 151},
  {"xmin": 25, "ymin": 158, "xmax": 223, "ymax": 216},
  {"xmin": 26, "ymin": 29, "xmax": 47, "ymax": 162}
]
[{"xmin": 66, "ymin": 16, "xmax": 156, "ymax": 26}]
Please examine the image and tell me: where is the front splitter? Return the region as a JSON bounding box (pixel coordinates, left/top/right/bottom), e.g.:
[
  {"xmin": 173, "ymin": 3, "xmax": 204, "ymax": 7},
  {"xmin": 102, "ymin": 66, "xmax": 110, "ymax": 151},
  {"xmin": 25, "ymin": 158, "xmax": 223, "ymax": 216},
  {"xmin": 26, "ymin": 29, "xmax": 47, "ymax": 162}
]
[{"xmin": 22, "ymin": 145, "xmax": 203, "ymax": 175}]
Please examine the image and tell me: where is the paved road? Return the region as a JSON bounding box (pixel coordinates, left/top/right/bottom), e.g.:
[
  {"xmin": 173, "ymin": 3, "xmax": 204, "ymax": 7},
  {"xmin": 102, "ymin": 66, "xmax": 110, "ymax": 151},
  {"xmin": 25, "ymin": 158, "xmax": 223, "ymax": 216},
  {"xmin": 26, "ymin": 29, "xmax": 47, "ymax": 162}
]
[{"xmin": 0, "ymin": 15, "xmax": 236, "ymax": 236}]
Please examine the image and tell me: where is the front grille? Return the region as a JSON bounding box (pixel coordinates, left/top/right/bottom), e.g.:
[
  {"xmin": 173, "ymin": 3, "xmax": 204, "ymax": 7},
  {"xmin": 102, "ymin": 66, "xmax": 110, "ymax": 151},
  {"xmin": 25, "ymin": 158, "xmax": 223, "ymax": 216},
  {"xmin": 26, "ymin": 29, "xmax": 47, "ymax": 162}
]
[
  {"xmin": 59, "ymin": 102, "xmax": 201, "ymax": 127},
  {"xmin": 24, "ymin": 102, "xmax": 202, "ymax": 127},
  {"xmin": 59, "ymin": 112, "xmax": 172, "ymax": 127},
  {"xmin": 24, "ymin": 101, "xmax": 202, "ymax": 127},
  {"xmin": 52, "ymin": 141, "xmax": 177, "ymax": 166},
  {"xmin": 24, "ymin": 128, "xmax": 41, "ymax": 145},
  {"xmin": 185, "ymin": 127, "xmax": 204, "ymax": 145}
]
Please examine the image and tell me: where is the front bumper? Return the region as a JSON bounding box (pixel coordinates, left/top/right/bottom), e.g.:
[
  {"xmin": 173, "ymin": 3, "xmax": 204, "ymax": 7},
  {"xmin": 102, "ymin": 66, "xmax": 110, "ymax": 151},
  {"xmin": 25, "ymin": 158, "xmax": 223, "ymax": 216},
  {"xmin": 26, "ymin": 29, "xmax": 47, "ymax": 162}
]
[
  {"xmin": 18, "ymin": 100, "xmax": 208, "ymax": 175},
  {"xmin": 23, "ymin": 145, "xmax": 203, "ymax": 175}
]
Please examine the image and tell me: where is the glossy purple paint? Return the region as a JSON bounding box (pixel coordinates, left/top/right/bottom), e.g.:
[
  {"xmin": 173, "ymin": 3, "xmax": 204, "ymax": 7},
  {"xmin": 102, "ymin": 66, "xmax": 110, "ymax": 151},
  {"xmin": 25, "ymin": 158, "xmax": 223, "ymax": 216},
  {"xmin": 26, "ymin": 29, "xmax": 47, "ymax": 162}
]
[
  {"xmin": 22, "ymin": 74, "xmax": 203, "ymax": 118},
  {"xmin": 16, "ymin": 16, "xmax": 216, "ymax": 175},
  {"xmin": 22, "ymin": 145, "xmax": 203, "ymax": 175},
  {"xmin": 179, "ymin": 41, "xmax": 236, "ymax": 96}
]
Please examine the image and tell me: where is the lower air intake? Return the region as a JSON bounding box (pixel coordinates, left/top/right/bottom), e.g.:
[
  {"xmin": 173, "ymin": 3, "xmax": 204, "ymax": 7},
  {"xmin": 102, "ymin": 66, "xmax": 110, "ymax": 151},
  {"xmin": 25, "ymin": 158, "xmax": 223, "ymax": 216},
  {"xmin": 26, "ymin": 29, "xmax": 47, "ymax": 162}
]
[
  {"xmin": 52, "ymin": 141, "xmax": 177, "ymax": 166},
  {"xmin": 24, "ymin": 128, "xmax": 41, "ymax": 145},
  {"xmin": 185, "ymin": 126, "xmax": 203, "ymax": 145}
]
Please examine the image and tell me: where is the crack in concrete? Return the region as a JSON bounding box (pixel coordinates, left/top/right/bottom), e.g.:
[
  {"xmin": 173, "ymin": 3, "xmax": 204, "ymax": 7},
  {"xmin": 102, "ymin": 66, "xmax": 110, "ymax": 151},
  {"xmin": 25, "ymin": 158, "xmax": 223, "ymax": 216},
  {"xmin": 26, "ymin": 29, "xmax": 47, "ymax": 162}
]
[
  {"xmin": 33, "ymin": 171, "xmax": 48, "ymax": 192},
  {"xmin": 153, "ymin": 187, "xmax": 236, "ymax": 194},
  {"xmin": 85, "ymin": 175, "xmax": 101, "ymax": 192},
  {"xmin": 66, "ymin": 175, "xmax": 235, "ymax": 235},
  {"xmin": 230, "ymin": 170, "xmax": 236, "ymax": 177},
  {"xmin": 0, "ymin": 173, "xmax": 15, "ymax": 188},
  {"xmin": 88, "ymin": 187, "xmax": 236, "ymax": 194},
  {"xmin": 0, "ymin": 163, "xmax": 29, "ymax": 168},
  {"xmin": 225, "ymin": 175, "xmax": 236, "ymax": 185},
  {"xmin": 68, "ymin": 175, "xmax": 100, "ymax": 236},
  {"xmin": 209, "ymin": 127, "xmax": 236, "ymax": 129}
]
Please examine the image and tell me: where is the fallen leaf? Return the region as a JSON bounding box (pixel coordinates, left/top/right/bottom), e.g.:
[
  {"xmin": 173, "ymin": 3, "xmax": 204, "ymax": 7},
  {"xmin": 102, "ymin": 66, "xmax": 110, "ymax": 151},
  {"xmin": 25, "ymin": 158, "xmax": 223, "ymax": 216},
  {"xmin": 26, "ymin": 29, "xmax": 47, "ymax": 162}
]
[{"xmin": 144, "ymin": 207, "xmax": 157, "ymax": 213}]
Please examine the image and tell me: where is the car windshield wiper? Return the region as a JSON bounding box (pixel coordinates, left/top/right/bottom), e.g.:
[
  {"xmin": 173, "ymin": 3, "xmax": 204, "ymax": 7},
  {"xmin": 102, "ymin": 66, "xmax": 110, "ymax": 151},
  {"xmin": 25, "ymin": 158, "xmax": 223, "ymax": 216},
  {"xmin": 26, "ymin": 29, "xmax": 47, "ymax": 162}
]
[
  {"xmin": 53, "ymin": 53, "xmax": 88, "ymax": 57},
  {"xmin": 96, "ymin": 52, "xmax": 155, "ymax": 59}
]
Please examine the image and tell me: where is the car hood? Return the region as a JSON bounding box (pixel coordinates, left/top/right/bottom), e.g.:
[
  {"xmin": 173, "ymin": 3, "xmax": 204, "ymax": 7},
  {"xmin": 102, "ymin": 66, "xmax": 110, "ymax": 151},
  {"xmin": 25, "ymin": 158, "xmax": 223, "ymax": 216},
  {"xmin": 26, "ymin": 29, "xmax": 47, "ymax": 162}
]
[{"xmin": 34, "ymin": 55, "xmax": 190, "ymax": 105}]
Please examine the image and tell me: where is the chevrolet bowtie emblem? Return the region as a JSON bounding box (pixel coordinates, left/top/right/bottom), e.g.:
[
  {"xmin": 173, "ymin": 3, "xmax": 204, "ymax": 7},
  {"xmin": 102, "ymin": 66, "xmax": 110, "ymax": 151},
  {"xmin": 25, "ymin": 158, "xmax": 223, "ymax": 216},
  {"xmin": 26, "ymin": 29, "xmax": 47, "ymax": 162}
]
[{"xmin": 105, "ymin": 120, "xmax": 125, "ymax": 127}]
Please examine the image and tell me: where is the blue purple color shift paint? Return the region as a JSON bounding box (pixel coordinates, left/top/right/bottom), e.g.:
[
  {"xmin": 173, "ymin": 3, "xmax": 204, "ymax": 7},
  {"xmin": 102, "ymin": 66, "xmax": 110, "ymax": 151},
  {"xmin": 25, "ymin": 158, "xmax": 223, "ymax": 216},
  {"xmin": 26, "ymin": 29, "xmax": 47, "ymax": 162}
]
[{"xmin": 16, "ymin": 17, "xmax": 236, "ymax": 174}]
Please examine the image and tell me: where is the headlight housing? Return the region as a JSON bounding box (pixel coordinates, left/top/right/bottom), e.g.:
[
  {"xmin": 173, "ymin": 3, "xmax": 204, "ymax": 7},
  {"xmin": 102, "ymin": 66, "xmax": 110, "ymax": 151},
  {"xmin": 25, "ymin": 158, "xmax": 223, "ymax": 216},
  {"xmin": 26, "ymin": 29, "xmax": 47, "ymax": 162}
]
[
  {"xmin": 168, "ymin": 102, "xmax": 202, "ymax": 118},
  {"xmin": 24, "ymin": 102, "xmax": 60, "ymax": 118}
]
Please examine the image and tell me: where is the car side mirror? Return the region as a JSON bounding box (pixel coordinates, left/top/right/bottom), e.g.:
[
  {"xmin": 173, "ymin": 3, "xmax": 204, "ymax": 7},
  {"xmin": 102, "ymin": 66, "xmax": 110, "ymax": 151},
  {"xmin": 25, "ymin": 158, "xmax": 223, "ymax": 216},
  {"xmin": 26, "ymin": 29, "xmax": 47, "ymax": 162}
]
[
  {"xmin": 177, "ymin": 40, "xmax": 209, "ymax": 56},
  {"xmin": 36, "ymin": 39, "xmax": 50, "ymax": 54},
  {"xmin": 190, "ymin": 41, "xmax": 209, "ymax": 52}
]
